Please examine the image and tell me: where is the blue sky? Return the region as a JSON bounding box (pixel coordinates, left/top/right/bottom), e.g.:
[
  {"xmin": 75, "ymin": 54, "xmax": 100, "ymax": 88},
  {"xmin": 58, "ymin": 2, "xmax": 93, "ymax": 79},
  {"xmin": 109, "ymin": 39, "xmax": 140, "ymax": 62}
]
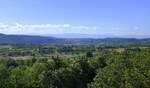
[{"xmin": 0, "ymin": 0, "xmax": 149, "ymax": 35}]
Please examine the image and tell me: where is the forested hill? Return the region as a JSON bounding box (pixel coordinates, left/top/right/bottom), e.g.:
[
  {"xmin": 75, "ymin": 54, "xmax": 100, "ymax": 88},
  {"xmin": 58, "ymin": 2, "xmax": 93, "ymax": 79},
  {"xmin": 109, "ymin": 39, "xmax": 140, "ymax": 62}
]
[
  {"xmin": 0, "ymin": 34, "xmax": 65, "ymax": 44},
  {"xmin": 0, "ymin": 33, "xmax": 150, "ymax": 46}
]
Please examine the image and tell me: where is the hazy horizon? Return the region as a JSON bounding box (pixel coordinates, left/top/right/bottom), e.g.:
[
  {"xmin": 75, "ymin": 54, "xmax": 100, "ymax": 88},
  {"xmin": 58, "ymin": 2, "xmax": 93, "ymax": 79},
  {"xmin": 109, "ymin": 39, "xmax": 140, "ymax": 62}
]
[{"xmin": 1, "ymin": 33, "xmax": 150, "ymax": 39}]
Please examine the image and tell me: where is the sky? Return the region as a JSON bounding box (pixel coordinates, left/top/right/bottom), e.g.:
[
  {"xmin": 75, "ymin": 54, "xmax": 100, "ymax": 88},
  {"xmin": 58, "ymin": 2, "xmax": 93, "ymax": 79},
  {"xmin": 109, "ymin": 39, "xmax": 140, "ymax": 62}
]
[{"xmin": 0, "ymin": 0, "xmax": 150, "ymax": 36}]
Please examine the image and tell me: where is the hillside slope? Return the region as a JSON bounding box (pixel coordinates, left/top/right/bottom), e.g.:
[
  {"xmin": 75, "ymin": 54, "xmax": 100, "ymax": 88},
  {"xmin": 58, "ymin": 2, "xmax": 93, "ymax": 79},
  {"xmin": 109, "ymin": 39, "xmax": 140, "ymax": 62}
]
[{"xmin": 0, "ymin": 34, "xmax": 150, "ymax": 46}]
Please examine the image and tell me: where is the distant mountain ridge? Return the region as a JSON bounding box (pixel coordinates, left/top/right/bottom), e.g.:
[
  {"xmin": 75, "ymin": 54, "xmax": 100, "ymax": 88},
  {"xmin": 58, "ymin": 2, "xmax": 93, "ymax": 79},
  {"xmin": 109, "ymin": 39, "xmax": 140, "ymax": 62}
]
[
  {"xmin": 0, "ymin": 33, "xmax": 64, "ymax": 44},
  {"xmin": 44, "ymin": 33, "xmax": 115, "ymax": 38},
  {"xmin": 0, "ymin": 33, "xmax": 150, "ymax": 46},
  {"xmin": 43, "ymin": 33, "xmax": 150, "ymax": 39}
]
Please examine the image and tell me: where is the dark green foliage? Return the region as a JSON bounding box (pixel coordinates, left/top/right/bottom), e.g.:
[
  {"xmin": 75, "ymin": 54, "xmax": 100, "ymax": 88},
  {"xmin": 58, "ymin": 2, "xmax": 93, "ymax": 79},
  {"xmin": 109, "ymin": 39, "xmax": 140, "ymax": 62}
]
[
  {"xmin": 86, "ymin": 52, "xmax": 93, "ymax": 57},
  {"xmin": 0, "ymin": 44, "xmax": 150, "ymax": 88},
  {"xmin": 88, "ymin": 51, "xmax": 150, "ymax": 88},
  {"xmin": 0, "ymin": 65, "xmax": 11, "ymax": 88}
]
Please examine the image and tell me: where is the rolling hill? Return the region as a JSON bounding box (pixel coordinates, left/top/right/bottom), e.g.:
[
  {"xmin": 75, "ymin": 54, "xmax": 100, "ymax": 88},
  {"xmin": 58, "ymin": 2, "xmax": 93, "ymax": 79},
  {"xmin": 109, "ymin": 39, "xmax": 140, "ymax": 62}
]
[{"xmin": 0, "ymin": 33, "xmax": 150, "ymax": 46}]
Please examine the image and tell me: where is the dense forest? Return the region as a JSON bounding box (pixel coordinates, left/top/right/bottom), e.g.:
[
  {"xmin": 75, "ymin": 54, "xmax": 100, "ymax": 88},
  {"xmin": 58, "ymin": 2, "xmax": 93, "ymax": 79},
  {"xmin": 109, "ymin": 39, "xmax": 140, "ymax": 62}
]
[{"xmin": 0, "ymin": 44, "xmax": 150, "ymax": 88}]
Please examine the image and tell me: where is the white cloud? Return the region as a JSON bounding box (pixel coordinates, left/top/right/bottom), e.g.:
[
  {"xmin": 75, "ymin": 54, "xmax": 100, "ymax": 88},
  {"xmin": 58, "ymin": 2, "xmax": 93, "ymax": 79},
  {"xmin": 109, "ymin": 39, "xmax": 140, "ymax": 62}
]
[
  {"xmin": 14, "ymin": 23, "xmax": 71, "ymax": 29},
  {"xmin": 0, "ymin": 23, "xmax": 101, "ymax": 34},
  {"xmin": 78, "ymin": 25, "xmax": 98, "ymax": 30},
  {"xmin": 0, "ymin": 23, "xmax": 142, "ymax": 35},
  {"xmin": 0, "ymin": 23, "xmax": 8, "ymax": 29}
]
